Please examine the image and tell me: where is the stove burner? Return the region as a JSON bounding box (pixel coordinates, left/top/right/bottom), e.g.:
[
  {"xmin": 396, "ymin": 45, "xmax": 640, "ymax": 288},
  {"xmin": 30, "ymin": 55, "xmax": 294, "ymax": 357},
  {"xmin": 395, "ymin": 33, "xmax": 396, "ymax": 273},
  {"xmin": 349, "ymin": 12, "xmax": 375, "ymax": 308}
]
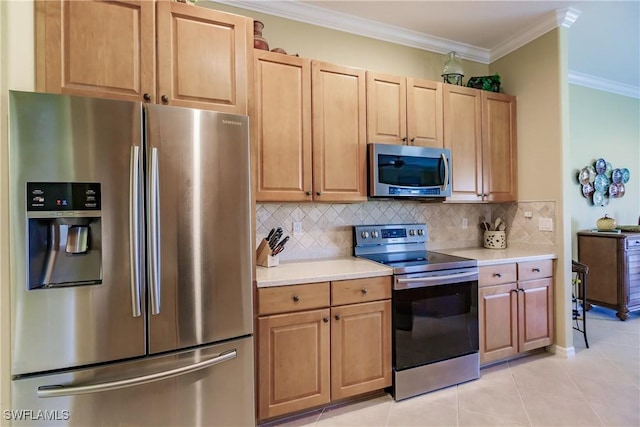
[{"xmin": 353, "ymin": 224, "xmax": 477, "ymax": 274}]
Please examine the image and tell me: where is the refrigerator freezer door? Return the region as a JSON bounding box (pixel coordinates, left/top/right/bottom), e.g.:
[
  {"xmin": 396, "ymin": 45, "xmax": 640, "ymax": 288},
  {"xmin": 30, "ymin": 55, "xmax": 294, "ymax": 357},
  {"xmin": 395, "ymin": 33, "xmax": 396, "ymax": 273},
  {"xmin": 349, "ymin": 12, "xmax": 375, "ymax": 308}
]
[
  {"xmin": 11, "ymin": 336, "xmax": 255, "ymax": 426},
  {"xmin": 9, "ymin": 91, "xmax": 146, "ymax": 375},
  {"xmin": 145, "ymin": 105, "xmax": 253, "ymax": 354}
]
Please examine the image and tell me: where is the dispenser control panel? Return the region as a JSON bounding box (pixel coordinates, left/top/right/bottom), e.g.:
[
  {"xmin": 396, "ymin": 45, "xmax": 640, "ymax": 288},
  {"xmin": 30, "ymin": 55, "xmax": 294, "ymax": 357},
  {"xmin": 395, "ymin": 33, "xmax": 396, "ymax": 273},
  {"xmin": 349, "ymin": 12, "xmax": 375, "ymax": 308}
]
[{"xmin": 27, "ymin": 182, "xmax": 101, "ymax": 211}]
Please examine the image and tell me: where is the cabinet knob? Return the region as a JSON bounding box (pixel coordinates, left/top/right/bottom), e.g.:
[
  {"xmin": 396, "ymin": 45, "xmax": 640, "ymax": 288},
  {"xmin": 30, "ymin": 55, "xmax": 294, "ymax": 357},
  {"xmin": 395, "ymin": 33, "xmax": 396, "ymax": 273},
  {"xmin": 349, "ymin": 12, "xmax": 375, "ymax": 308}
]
[
  {"xmin": 334, "ymin": 314, "xmax": 341, "ymax": 321},
  {"xmin": 402, "ymin": 137, "xmax": 408, "ymax": 144},
  {"xmin": 511, "ymin": 289, "xmax": 518, "ymax": 294},
  {"xmin": 493, "ymin": 273, "xmax": 502, "ymax": 278},
  {"xmin": 143, "ymin": 93, "xmax": 151, "ymax": 102},
  {"xmin": 532, "ymin": 268, "xmax": 540, "ymax": 273},
  {"xmin": 292, "ymin": 295, "xmax": 300, "ymax": 302},
  {"xmin": 323, "ymin": 317, "xmax": 329, "ymax": 323},
  {"xmin": 161, "ymin": 95, "xmax": 169, "ymax": 103},
  {"xmin": 305, "ymin": 191, "xmax": 312, "ymax": 196},
  {"xmin": 410, "ymin": 138, "xmax": 415, "ymax": 144},
  {"xmin": 361, "ymin": 288, "xmax": 368, "ymax": 295},
  {"xmin": 316, "ymin": 191, "xmax": 321, "ymax": 196}
]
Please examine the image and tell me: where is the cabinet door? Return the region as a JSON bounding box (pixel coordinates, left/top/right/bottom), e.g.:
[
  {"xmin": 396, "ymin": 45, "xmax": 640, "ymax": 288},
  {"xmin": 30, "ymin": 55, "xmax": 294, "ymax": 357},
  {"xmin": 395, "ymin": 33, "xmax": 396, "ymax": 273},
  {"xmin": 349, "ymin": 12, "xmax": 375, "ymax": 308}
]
[
  {"xmin": 37, "ymin": 0, "xmax": 155, "ymax": 102},
  {"xmin": 443, "ymin": 85, "xmax": 483, "ymax": 201},
  {"xmin": 254, "ymin": 52, "xmax": 312, "ymax": 202},
  {"xmin": 156, "ymin": 1, "xmax": 250, "ymax": 113},
  {"xmin": 331, "ymin": 300, "xmax": 391, "ymax": 400},
  {"xmin": 258, "ymin": 309, "xmax": 330, "ymax": 420},
  {"xmin": 312, "ymin": 61, "xmax": 367, "ymax": 202},
  {"xmin": 518, "ymin": 278, "xmax": 554, "ymax": 352},
  {"xmin": 407, "ymin": 78, "xmax": 443, "ymax": 148},
  {"xmin": 366, "ymin": 72, "xmax": 407, "ymax": 145},
  {"xmin": 479, "ymin": 283, "xmax": 518, "ymax": 364},
  {"xmin": 482, "ymin": 91, "xmax": 517, "ymax": 202}
]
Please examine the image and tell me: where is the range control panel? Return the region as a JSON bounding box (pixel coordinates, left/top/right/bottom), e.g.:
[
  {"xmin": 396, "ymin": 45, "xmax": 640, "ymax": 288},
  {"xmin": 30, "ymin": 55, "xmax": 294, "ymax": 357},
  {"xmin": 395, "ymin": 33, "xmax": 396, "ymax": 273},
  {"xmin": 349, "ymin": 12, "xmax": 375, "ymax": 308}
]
[{"xmin": 353, "ymin": 223, "xmax": 427, "ymax": 247}]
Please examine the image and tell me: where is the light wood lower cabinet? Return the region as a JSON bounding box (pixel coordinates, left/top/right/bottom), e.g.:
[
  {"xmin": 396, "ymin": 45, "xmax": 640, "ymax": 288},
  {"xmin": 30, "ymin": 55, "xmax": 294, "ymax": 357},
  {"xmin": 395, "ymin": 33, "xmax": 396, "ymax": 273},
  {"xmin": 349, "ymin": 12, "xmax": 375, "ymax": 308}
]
[
  {"xmin": 479, "ymin": 260, "xmax": 554, "ymax": 365},
  {"xmin": 331, "ymin": 300, "xmax": 391, "ymax": 400},
  {"xmin": 257, "ymin": 309, "xmax": 331, "ymax": 419},
  {"xmin": 256, "ymin": 277, "xmax": 391, "ymax": 421}
]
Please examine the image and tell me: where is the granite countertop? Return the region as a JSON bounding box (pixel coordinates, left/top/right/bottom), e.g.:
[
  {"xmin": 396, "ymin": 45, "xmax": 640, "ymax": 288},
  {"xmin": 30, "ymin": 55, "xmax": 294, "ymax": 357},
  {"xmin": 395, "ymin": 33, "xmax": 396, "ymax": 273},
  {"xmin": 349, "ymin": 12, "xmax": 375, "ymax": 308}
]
[
  {"xmin": 256, "ymin": 257, "xmax": 393, "ymax": 288},
  {"xmin": 437, "ymin": 247, "xmax": 557, "ymax": 266}
]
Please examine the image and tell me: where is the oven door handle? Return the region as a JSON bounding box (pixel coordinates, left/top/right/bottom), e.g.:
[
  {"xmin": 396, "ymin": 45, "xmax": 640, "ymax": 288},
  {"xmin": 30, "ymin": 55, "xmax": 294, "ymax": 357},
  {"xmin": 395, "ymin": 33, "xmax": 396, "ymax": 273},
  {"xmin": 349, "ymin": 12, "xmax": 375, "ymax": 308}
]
[{"xmin": 395, "ymin": 271, "xmax": 478, "ymax": 289}]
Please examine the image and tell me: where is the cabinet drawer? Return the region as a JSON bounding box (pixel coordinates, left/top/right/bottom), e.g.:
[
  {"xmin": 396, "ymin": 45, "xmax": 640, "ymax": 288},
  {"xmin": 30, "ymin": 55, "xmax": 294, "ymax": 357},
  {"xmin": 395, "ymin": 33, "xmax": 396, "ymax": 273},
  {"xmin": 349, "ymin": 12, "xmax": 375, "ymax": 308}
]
[
  {"xmin": 257, "ymin": 282, "xmax": 330, "ymax": 315},
  {"xmin": 331, "ymin": 276, "xmax": 391, "ymax": 306},
  {"xmin": 479, "ymin": 264, "xmax": 517, "ymax": 287},
  {"xmin": 518, "ymin": 260, "xmax": 553, "ymax": 281}
]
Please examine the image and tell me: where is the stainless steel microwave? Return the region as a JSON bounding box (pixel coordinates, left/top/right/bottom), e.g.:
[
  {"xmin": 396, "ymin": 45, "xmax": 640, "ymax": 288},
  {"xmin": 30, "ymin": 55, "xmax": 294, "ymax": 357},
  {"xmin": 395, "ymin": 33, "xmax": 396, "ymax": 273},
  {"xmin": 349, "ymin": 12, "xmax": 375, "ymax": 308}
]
[{"xmin": 368, "ymin": 143, "xmax": 451, "ymax": 199}]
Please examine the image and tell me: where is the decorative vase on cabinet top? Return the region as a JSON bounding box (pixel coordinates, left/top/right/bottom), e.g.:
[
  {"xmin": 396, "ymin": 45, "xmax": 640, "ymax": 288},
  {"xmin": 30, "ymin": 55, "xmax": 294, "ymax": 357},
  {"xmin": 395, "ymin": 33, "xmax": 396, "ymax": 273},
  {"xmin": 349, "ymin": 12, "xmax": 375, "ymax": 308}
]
[{"xmin": 253, "ymin": 20, "xmax": 269, "ymax": 50}]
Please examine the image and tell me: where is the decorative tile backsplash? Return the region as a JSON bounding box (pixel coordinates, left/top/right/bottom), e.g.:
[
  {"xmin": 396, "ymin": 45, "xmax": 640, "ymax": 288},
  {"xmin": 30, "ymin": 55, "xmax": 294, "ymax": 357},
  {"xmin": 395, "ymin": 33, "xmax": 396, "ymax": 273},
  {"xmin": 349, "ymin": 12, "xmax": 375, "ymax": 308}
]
[{"xmin": 256, "ymin": 201, "xmax": 556, "ymax": 261}]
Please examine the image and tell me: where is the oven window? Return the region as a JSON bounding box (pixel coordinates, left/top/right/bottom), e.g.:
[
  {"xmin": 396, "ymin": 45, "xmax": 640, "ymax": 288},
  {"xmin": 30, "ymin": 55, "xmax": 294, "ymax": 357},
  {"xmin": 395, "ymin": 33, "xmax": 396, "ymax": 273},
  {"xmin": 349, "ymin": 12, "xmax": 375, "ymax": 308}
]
[
  {"xmin": 377, "ymin": 154, "xmax": 445, "ymax": 187},
  {"xmin": 393, "ymin": 281, "xmax": 478, "ymax": 370}
]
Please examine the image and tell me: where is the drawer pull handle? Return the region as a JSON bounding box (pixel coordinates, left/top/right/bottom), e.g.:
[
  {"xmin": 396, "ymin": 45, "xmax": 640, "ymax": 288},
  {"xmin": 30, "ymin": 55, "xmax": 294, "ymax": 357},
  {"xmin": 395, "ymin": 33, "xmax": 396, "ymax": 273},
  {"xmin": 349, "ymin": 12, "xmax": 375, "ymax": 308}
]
[
  {"xmin": 532, "ymin": 268, "xmax": 540, "ymax": 273},
  {"xmin": 361, "ymin": 288, "xmax": 368, "ymax": 295},
  {"xmin": 334, "ymin": 314, "xmax": 341, "ymax": 321},
  {"xmin": 292, "ymin": 295, "xmax": 300, "ymax": 302},
  {"xmin": 493, "ymin": 273, "xmax": 502, "ymax": 278},
  {"xmin": 322, "ymin": 317, "xmax": 329, "ymax": 323}
]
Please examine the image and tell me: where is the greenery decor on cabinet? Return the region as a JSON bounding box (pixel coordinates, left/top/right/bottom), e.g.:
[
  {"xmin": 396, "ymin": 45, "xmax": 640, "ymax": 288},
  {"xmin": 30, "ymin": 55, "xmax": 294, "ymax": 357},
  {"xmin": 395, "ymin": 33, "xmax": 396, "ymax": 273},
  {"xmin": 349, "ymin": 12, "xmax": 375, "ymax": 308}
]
[
  {"xmin": 577, "ymin": 157, "xmax": 630, "ymax": 207},
  {"xmin": 466, "ymin": 74, "xmax": 501, "ymax": 93}
]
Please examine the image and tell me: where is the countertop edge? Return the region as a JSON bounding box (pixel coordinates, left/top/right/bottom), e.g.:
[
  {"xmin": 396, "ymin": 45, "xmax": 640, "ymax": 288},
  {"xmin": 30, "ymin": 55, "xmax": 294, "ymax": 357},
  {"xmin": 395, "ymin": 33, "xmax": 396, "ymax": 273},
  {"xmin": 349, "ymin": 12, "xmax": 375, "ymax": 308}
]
[{"xmin": 255, "ymin": 258, "xmax": 393, "ymax": 288}]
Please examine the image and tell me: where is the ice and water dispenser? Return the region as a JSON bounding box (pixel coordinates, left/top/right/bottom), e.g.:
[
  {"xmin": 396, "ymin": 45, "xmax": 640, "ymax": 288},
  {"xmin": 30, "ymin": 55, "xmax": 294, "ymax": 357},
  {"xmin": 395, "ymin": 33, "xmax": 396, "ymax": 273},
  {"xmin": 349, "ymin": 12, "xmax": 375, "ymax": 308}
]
[{"xmin": 27, "ymin": 182, "xmax": 102, "ymax": 289}]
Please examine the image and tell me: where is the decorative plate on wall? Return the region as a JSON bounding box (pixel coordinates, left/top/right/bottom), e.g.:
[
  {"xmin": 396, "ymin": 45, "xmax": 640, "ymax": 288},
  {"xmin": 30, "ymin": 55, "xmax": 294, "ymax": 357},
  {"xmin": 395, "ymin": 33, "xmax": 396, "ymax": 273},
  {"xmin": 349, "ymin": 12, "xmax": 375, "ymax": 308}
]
[{"xmin": 578, "ymin": 158, "xmax": 630, "ymax": 207}]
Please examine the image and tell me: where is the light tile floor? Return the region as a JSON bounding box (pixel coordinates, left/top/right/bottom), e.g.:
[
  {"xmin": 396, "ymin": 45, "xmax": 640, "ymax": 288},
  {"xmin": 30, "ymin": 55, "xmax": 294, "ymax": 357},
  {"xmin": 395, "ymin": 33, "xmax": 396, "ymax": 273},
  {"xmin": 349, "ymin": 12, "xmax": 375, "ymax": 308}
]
[{"xmin": 267, "ymin": 306, "xmax": 639, "ymax": 427}]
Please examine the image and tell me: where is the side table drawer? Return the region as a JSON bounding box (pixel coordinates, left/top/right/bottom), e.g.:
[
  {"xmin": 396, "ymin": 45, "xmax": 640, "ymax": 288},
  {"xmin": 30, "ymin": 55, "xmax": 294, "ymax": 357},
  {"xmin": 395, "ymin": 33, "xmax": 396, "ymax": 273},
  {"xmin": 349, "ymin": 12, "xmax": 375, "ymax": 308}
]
[{"xmin": 258, "ymin": 282, "xmax": 330, "ymax": 315}]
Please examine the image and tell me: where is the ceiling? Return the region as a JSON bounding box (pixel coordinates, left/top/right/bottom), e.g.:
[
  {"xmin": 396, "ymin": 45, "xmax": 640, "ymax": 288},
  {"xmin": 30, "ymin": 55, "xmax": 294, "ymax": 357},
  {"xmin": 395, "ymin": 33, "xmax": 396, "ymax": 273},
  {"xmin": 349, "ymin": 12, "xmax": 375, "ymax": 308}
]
[{"xmin": 216, "ymin": 0, "xmax": 640, "ymax": 98}]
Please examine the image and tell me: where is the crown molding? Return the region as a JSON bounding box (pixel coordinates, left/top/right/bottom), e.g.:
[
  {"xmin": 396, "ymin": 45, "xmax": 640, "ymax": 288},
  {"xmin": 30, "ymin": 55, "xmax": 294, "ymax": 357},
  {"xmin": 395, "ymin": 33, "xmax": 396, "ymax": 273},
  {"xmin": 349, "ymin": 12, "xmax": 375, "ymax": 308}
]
[
  {"xmin": 213, "ymin": 2, "xmax": 636, "ymax": 98},
  {"xmin": 490, "ymin": 7, "xmax": 581, "ymax": 62},
  {"xmin": 569, "ymin": 70, "xmax": 640, "ymax": 99},
  {"xmin": 213, "ymin": 0, "xmax": 491, "ymax": 63}
]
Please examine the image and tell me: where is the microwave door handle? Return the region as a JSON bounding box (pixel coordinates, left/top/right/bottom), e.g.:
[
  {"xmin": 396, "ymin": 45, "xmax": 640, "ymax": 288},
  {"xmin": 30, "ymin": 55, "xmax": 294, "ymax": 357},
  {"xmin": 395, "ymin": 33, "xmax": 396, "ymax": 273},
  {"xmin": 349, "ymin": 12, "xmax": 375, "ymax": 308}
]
[{"xmin": 441, "ymin": 153, "xmax": 449, "ymax": 193}]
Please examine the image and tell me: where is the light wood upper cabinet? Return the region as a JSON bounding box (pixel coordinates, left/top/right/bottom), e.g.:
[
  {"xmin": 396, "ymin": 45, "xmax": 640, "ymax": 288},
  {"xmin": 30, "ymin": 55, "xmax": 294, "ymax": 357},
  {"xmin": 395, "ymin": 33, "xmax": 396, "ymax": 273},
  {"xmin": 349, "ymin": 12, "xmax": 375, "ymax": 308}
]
[
  {"xmin": 312, "ymin": 62, "xmax": 367, "ymax": 202},
  {"xmin": 36, "ymin": 0, "xmax": 250, "ymax": 113},
  {"xmin": 366, "ymin": 72, "xmax": 443, "ymax": 148},
  {"xmin": 443, "ymin": 85, "xmax": 483, "ymax": 201},
  {"xmin": 254, "ymin": 52, "xmax": 312, "ymax": 202},
  {"xmin": 406, "ymin": 78, "xmax": 444, "ymax": 148},
  {"xmin": 36, "ymin": 0, "xmax": 156, "ymax": 102},
  {"xmin": 444, "ymin": 84, "xmax": 517, "ymax": 202},
  {"xmin": 254, "ymin": 53, "xmax": 367, "ymax": 202},
  {"xmin": 481, "ymin": 91, "xmax": 518, "ymax": 202},
  {"xmin": 156, "ymin": 1, "xmax": 251, "ymax": 113}
]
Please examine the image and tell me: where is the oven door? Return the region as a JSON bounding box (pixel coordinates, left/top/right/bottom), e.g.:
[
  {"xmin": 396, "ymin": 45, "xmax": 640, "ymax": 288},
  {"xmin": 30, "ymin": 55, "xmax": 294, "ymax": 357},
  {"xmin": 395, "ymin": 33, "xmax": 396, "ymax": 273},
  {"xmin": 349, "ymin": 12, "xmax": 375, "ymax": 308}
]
[{"xmin": 393, "ymin": 270, "xmax": 479, "ymax": 371}]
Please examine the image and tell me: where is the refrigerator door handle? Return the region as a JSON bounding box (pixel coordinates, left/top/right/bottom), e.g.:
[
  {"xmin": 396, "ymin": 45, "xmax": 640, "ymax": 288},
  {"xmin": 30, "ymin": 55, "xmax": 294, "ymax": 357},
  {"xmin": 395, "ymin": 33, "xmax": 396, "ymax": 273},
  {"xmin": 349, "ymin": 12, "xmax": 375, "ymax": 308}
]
[
  {"xmin": 129, "ymin": 146, "xmax": 142, "ymax": 318},
  {"xmin": 148, "ymin": 147, "xmax": 161, "ymax": 315},
  {"xmin": 37, "ymin": 349, "xmax": 237, "ymax": 398}
]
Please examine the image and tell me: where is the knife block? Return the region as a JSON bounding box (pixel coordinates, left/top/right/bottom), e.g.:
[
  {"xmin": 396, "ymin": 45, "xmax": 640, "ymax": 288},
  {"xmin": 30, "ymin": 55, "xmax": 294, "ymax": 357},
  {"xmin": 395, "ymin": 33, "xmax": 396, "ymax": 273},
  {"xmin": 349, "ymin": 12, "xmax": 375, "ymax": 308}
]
[{"xmin": 257, "ymin": 239, "xmax": 279, "ymax": 267}]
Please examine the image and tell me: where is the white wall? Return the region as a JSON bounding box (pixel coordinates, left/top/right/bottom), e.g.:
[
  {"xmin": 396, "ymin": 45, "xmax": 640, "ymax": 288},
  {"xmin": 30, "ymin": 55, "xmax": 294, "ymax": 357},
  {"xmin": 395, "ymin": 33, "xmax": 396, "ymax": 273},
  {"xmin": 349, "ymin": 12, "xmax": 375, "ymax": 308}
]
[{"xmin": 569, "ymin": 84, "xmax": 640, "ymax": 256}]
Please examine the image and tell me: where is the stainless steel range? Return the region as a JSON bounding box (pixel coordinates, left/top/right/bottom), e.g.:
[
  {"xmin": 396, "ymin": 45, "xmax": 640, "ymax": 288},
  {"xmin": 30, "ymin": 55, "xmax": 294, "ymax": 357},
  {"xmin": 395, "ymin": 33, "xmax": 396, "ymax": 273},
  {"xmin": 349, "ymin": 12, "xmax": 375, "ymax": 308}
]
[{"xmin": 353, "ymin": 223, "xmax": 480, "ymax": 400}]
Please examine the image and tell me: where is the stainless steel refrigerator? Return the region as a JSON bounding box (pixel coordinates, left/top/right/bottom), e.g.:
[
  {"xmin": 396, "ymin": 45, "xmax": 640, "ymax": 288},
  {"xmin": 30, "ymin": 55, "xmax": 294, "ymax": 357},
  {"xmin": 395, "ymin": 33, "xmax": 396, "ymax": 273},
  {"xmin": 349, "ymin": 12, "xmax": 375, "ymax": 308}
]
[{"xmin": 8, "ymin": 91, "xmax": 255, "ymax": 426}]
